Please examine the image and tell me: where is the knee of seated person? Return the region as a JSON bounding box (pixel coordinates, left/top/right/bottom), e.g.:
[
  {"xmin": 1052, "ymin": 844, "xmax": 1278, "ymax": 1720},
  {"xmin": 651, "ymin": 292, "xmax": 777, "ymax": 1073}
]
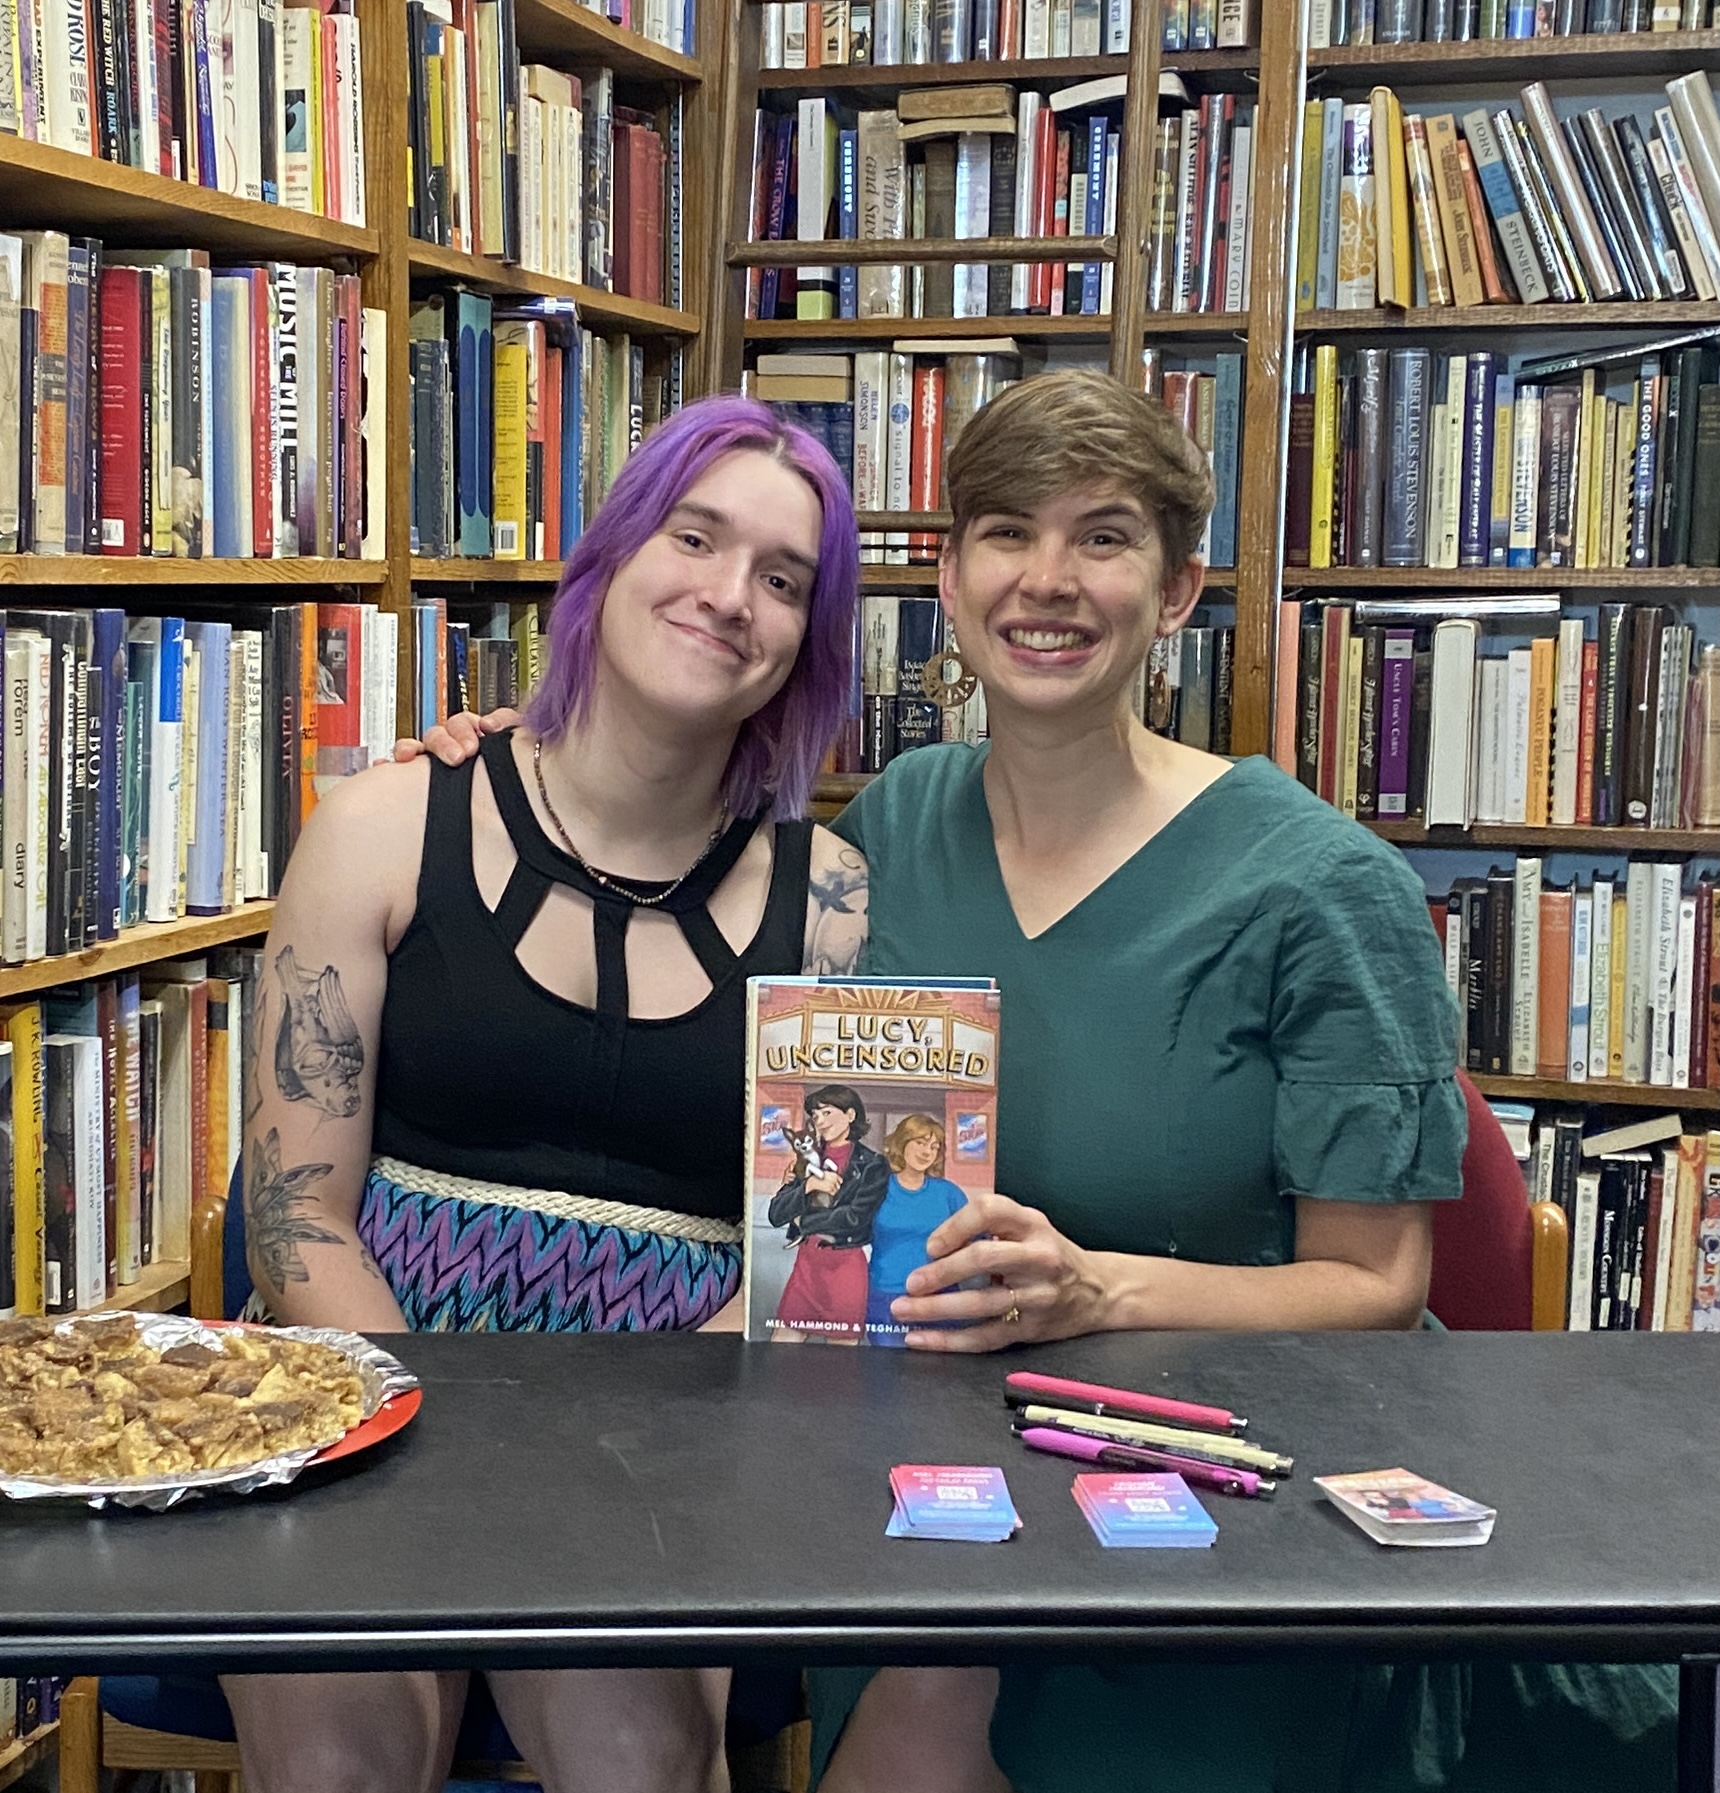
[
  {"xmin": 868, "ymin": 1665, "xmax": 999, "ymax": 1724},
  {"xmin": 243, "ymin": 1732, "xmax": 440, "ymax": 1793},
  {"xmin": 597, "ymin": 1701, "xmax": 726, "ymax": 1793}
]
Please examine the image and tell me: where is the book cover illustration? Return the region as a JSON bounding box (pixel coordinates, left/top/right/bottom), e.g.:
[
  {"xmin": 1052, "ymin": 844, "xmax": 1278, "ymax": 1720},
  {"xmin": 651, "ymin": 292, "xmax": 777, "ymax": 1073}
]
[
  {"xmin": 1314, "ymin": 1468, "xmax": 1497, "ymax": 1547},
  {"xmin": 743, "ymin": 978, "xmax": 999, "ymax": 1346}
]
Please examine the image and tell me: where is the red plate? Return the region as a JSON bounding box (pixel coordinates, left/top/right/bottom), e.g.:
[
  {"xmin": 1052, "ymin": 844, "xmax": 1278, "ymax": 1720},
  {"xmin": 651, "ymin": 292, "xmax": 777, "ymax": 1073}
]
[{"xmin": 314, "ymin": 1386, "xmax": 423, "ymax": 1465}]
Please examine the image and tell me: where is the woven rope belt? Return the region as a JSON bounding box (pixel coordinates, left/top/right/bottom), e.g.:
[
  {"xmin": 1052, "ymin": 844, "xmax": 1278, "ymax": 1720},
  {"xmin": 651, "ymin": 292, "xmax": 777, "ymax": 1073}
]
[{"xmin": 370, "ymin": 1155, "xmax": 745, "ymax": 1246}]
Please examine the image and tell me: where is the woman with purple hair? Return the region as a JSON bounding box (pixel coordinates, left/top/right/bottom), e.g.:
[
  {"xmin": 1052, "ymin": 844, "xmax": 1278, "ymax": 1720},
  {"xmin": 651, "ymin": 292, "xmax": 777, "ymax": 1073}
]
[{"xmin": 221, "ymin": 396, "xmax": 867, "ymax": 1793}]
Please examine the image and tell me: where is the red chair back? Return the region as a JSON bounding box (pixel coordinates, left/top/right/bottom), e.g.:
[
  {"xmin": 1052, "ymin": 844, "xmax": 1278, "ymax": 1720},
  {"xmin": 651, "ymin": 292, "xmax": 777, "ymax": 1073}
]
[{"xmin": 1427, "ymin": 1071, "xmax": 1534, "ymax": 1332}]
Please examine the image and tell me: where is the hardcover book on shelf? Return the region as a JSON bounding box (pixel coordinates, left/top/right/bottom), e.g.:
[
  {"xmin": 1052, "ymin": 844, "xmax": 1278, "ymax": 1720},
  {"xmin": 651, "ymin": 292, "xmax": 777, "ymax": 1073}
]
[{"xmin": 743, "ymin": 977, "xmax": 999, "ymax": 1347}]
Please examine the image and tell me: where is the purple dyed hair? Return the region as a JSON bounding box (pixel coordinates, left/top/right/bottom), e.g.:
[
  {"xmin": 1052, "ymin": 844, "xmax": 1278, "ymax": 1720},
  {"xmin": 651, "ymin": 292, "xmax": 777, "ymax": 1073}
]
[{"xmin": 523, "ymin": 395, "xmax": 859, "ymax": 819}]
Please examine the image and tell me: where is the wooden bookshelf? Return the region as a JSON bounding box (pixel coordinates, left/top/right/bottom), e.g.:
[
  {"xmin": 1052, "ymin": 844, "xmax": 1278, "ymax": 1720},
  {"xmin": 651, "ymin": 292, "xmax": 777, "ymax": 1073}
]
[
  {"xmin": 513, "ymin": 0, "xmax": 704, "ymax": 81},
  {"xmin": 754, "ymin": 52, "xmax": 1129, "ymax": 94},
  {"xmin": 1281, "ymin": 568, "xmax": 1720, "ymax": 591},
  {"xmin": 406, "ymin": 240, "xmax": 702, "ymax": 335},
  {"xmin": 1469, "ymin": 1074, "xmax": 1720, "ymax": 1111},
  {"xmin": 745, "ymin": 315, "xmax": 1115, "ymax": 341},
  {"xmin": 0, "ymin": 1728, "xmax": 55, "ymax": 1793},
  {"xmin": 1141, "ymin": 310, "xmax": 1249, "ymax": 335},
  {"xmin": 730, "ymin": 234, "xmax": 1115, "ymax": 265},
  {"xmin": 410, "ymin": 560, "xmax": 566, "ymax": 584},
  {"xmin": 0, "ymin": 558, "xmax": 388, "ymax": 588},
  {"xmin": 104, "ymin": 1258, "xmax": 196, "ymax": 1315},
  {"xmin": 1369, "ymin": 823, "xmax": 1720, "ymax": 855},
  {"xmin": 0, "ymin": 134, "xmax": 378, "ymax": 262},
  {"xmin": 860, "ymin": 566, "xmax": 941, "ymax": 587},
  {"xmin": 1297, "ymin": 303, "xmax": 1720, "ymax": 335},
  {"xmin": 0, "ymin": 907, "xmax": 275, "ymax": 1002},
  {"xmin": 1161, "ymin": 47, "xmax": 1261, "ymax": 78},
  {"xmin": 1307, "ymin": 27, "xmax": 1720, "ymax": 85}
]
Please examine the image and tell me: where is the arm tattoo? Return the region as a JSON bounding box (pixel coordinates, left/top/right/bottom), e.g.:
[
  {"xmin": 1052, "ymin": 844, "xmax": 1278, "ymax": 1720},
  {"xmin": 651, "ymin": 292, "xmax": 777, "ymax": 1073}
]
[
  {"xmin": 244, "ymin": 1128, "xmax": 341, "ymax": 1297},
  {"xmin": 804, "ymin": 846, "xmax": 869, "ymax": 975},
  {"xmin": 273, "ymin": 946, "xmax": 365, "ymax": 1119},
  {"xmin": 243, "ymin": 983, "xmax": 268, "ymax": 1133}
]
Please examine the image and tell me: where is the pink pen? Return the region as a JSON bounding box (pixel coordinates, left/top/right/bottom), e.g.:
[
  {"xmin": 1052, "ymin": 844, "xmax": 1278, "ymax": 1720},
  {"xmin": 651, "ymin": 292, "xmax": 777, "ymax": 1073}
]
[
  {"xmin": 1005, "ymin": 1370, "xmax": 1246, "ymax": 1436},
  {"xmin": 1017, "ymin": 1426, "xmax": 1275, "ymax": 1500}
]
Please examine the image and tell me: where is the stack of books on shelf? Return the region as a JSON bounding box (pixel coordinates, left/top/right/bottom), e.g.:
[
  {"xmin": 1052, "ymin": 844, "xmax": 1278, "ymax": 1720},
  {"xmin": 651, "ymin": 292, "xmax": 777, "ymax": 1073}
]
[
  {"xmin": 0, "ymin": 0, "xmax": 366, "ymax": 223},
  {"xmin": 0, "ymin": 947, "xmax": 257, "ymax": 1317},
  {"xmin": 1491, "ymin": 1107, "xmax": 1720, "ymax": 1334},
  {"xmin": 409, "ymin": 292, "xmax": 662, "ymax": 562},
  {"xmin": 1141, "ymin": 621, "xmax": 1235, "ymax": 752},
  {"xmin": 1140, "ymin": 352, "xmax": 1242, "ymax": 567},
  {"xmin": 745, "ymin": 77, "xmax": 1126, "ymax": 322},
  {"xmin": 758, "ymin": 0, "xmax": 1150, "ymax": 67},
  {"xmin": 406, "ymin": 8, "xmax": 677, "ymax": 302},
  {"xmin": 1314, "ymin": 0, "xmax": 1720, "ymax": 45},
  {"xmin": 0, "ymin": 236, "xmax": 385, "ymax": 562},
  {"xmin": 1438, "ymin": 859, "xmax": 1720, "ymax": 1088},
  {"xmin": 858, "ymin": 592, "xmax": 986, "ymax": 770},
  {"xmin": 1144, "ymin": 87, "xmax": 1255, "ymax": 315},
  {"xmin": 745, "ymin": 344, "xmax": 1019, "ymax": 560},
  {"xmin": 1296, "ymin": 77, "xmax": 1720, "ymax": 311},
  {"xmin": 1287, "ymin": 331, "xmax": 1720, "ymax": 572},
  {"xmin": 409, "ymin": 596, "xmax": 543, "ymax": 735},
  {"xmin": 0, "ymin": 603, "xmax": 395, "ymax": 960},
  {"xmin": 1162, "ymin": 0, "xmax": 1255, "ymax": 46},
  {"xmin": 1278, "ymin": 596, "xmax": 1720, "ymax": 828},
  {"xmin": 0, "ymin": 1677, "xmax": 63, "ymax": 1751}
]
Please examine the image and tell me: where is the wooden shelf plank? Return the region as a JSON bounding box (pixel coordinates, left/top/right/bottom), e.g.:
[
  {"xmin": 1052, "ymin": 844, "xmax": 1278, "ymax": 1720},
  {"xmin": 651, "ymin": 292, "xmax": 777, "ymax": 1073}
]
[
  {"xmin": 95, "ymin": 1258, "xmax": 194, "ymax": 1316},
  {"xmin": 407, "ymin": 241, "xmax": 701, "ymax": 335},
  {"xmin": 0, "ymin": 905, "xmax": 274, "ymax": 1001},
  {"xmin": 1282, "ymin": 567, "xmax": 1720, "ymax": 590},
  {"xmin": 1160, "ymin": 47, "xmax": 1261, "ymax": 75},
  {"xmin": 0, "ymin": 135, "xmax": 377, "ymax": 261},
  {"xmin": 755, "ymin": 53, "xmax": 1129, "ymax": 92},
  {"xmin": 1308, "ymin": 28, "xmax": 1720, "ymax": 84},
  {"xmin": 1468, "ymin": 1073, "xmax": 1720, "ymax": 1111},
  {"xmin": 0, "ymin": 556, "xmax": 386, "ymax": 588},
  {"xmin": 1369, "ymin": 822, "xmax": 1720, "ymax": 854},
  {"xmin": 856, "ymin": 509, "xmax": 951, "ymax": 530},
  {"xmin": 731, "ymin": 235, "xmax": 1114, "ymax": 266},
  {"xmin": 745, "ymin": 315, "xmax": 1113, "ymax": 340},
  {"xmin": 1142, "ymin": 309, "xmax": 1248, "ymax": 334},
  {"xmin": 861, "ymin": 565, "xmax": 941, "ymax": 586},
  {"xmin": 1297, "ymin": 302, "xmax": 1720, "ymax": 334},
  {"xmin": 513, "ymin": 0, "xmax": 703, "ymax": 81},
  {"xmin": 411, "ymin": 559, "xmax": 565, "ymax": 584},
  {"xmin": 0, "ymin": 1726, "xmax": 56, "ymax": 1793}
]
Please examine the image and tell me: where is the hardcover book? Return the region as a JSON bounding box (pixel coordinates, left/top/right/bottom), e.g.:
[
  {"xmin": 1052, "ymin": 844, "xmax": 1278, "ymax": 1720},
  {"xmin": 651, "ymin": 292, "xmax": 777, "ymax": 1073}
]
[{"xmin": 743, "ymin": 977, "xmax": 1000, "ymax": 1346}]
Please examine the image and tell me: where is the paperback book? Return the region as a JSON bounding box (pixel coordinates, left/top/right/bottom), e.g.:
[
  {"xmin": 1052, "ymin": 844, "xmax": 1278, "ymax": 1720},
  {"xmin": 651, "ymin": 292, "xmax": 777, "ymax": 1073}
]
[
  {"xmin": 742, "ymin": 977, "xmax": 1000, "ymax": 1345},
  {"xmin": 1315, "ymin": 1468, "xmax": 1497, "ymax": 1547}
]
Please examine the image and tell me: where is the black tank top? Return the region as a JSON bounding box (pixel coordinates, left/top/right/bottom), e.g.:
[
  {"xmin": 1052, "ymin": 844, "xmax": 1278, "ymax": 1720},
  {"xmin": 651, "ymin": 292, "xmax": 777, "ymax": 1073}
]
[{"xmin": 374, "ymin": 730, "xmax": 814, "ymax": 1219}]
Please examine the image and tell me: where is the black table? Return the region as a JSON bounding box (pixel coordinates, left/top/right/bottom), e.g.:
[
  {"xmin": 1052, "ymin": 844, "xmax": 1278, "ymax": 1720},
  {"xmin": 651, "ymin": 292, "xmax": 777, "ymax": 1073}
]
[{"xmin": 3, "ymin": 1330, "xmax": 1718, "ymax": 1774}]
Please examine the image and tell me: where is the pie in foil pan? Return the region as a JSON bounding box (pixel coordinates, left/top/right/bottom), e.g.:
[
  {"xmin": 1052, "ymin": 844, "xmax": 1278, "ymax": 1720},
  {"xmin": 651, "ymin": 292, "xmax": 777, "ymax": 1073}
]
[{"xmin": 0, "ymin": 1311, "xmax": 419, "ymax": 1511}]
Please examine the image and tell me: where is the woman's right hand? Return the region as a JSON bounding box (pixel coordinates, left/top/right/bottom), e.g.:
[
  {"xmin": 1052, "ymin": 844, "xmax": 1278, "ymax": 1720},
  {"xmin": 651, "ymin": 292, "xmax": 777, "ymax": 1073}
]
[{"xmin": 393, "ymin": 707, "xmax": 522, "ymax": 766}]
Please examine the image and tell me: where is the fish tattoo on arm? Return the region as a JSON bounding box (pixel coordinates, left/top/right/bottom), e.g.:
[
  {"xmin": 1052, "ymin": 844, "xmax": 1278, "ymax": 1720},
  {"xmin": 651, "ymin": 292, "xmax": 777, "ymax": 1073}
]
[{"xmin": 273, "ymin": 947, "xmax": 365, "ymax": 1120}]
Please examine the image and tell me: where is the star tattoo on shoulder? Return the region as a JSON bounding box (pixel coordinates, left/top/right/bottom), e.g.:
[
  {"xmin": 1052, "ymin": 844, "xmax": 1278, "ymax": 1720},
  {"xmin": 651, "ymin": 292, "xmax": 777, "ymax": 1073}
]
[{"xmin": 245, "ymin": 1128, "xmax": 341, "ymax": 1296}]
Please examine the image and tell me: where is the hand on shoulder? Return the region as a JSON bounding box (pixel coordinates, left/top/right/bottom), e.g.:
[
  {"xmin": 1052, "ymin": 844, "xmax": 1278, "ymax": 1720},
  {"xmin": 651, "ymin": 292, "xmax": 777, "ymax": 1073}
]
[{"xmin": 392, "ymin": 707, "xmax": 521, "ymax": 766}]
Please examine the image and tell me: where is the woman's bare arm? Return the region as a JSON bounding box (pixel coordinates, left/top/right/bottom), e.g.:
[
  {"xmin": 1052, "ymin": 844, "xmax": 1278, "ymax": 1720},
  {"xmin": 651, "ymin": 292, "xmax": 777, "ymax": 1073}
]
[
  {"xmin": 243, "ymin": 762, "xmax": 429, "ymax": 1330},
  {"xmin": 804, "ymin": 827, "xmax": 868, "ymax": 975}
]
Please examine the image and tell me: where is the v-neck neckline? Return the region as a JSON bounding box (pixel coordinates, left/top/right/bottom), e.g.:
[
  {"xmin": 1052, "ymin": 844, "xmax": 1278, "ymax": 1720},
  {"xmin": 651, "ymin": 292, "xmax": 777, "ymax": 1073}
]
[{"xmin": 969, "ymin": 746, "xmax": 1248, "ymax": 944}]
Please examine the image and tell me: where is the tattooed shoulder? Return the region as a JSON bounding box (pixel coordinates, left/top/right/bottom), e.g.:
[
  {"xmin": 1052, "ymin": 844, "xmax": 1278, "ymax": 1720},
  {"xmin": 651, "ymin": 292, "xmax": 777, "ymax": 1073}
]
[
  {"xmin": 273, "ymin": 946, "xmax": 365, "ymax": 1120},
  {"xmin": 804, "ymin": 841, "xmax": 869, "ymax": 976},
  {"xmin": 244, "ymin": 1128, "xmax": 341, "ymax": 1298}
]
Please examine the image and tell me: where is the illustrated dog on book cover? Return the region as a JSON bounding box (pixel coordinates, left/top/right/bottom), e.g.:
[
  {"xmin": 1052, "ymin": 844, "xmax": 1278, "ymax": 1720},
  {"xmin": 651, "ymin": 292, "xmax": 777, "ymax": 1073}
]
[{"xmin": 744, "ymin": 980, "xmax": 1000, "ymax": 1346}]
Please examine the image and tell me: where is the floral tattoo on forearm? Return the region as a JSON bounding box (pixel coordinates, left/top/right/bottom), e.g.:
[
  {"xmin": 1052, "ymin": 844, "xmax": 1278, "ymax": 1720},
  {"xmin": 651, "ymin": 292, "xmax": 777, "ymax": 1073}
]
[{"xmin": 245, "ymin": 1128, "xmax": 341, "ymax": 1296}]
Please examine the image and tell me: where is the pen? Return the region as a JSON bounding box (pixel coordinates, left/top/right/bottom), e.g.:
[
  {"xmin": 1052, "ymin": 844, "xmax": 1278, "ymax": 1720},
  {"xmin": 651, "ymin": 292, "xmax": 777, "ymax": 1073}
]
[
  {"xmin": 1016, "ymin": 1405, "xmax": 1295, "ymax": 1477},
  {"xmin": 1018, "ymin": 1426, "xmax": 1275, "ymax": 1500},
  {"xmin": 1006, "ymin": 1371, "xmax": 1246, "ymax": 1436}
]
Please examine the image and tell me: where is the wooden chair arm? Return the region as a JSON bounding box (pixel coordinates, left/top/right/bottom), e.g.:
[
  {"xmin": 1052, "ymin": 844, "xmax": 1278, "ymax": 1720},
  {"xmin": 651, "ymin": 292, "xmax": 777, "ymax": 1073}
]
[
  {"xmin": 57, "ymin": 1677, "xmax": 101, "ymax": 1793},
  {"xmin": 191, "ymin": 1195, "xmax": 228, "ymax": 1323},
  {"xmin": 1529, "ymin": 1200, "xmax": 1569, "ymax": 1333}
]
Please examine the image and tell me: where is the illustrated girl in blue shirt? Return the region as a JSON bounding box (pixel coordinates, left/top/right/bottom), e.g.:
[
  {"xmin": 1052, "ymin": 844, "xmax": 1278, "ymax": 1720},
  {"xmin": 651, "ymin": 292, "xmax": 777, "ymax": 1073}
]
[{"xmin": 866, "ymin": 1115, "xmax": 970, "ymax": 1346}]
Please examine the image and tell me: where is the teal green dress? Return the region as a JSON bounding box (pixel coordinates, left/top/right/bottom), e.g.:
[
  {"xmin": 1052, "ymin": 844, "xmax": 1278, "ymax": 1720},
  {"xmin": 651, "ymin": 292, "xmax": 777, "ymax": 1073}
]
[{"xmin": 809, "ymin": 744, "xmax": 1676, "ymax": 1793}]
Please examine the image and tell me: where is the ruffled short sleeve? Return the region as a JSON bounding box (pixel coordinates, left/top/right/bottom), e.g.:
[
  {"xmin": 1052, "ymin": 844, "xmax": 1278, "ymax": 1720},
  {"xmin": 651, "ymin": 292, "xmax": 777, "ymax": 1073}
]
[{"xmin": 1271, "ymin": 834, "xmax": 1466, "ymax": 1205}]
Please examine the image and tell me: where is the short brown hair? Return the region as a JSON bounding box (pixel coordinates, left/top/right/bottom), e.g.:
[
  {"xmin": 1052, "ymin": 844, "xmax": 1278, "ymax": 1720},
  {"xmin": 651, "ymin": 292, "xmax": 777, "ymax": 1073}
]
[
  {"xmin": 884, "ymin": 1114, "xmax": 946, "ymax": 1176},
  {"xmin": 945, "ymin": 368, "xmax": 1215, "ymax": 567}
]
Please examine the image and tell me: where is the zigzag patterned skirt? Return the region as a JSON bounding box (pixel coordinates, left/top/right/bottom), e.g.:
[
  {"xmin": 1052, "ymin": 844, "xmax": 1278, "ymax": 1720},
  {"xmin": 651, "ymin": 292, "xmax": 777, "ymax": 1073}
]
[{"xmin": 356, "ymin": 1158, "xmax": 743, "ymax": 1334}]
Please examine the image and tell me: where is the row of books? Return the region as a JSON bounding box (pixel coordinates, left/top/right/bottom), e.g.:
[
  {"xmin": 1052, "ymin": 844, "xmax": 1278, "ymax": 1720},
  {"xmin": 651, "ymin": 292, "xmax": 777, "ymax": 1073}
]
[
  {"xmin": 1143, "ymin": 93, "xmax": 1255, "ymax": 316},
  {"xmin": 857, "ymin": 593, "xmax": 985, "ymax": 772},
  {"xmin": 0, "ymin": 949, "xmax": 255, "ymax": 1317},
  {"xmin": 1439, "ymin": 861, "xmax": 1720, "ymax": 1096},
  {"xmin": 745, "ymin": 78, "xmax": 1124, "ymax": 323},
  {"xmin": 757, "ymin": 0, "xmax": 1146, "ymax": 66},
  {"xmin": 405, "ymin": 5, "xmax": 678, "ymax": 304},
  {"xmin": 1496, "ymin": 1108, "xmax": 1720, "ymax": 1333},
  {"xmin": 1314, "ymin": 0, "xmax": 1720, "ymax": 45},
  {"xmin": 1279, "ymin": 599, "xmax": 1720, "ymax": 830},
  {"xmin": 0, "ymin": 1675, "xmax": 63, "ymax": 1746},
  {"xmin": 0, "ymin": 602, "xmax": 396, "ymax": 965},
  {"xmin": 1297, "ymin": 77, "xmax": 1720, "ymax": 313},
  {"xmin": 0, "ymin": 235, "xmax": 385, "ymax": 561},
  {"xmin": 1143, "ymin": 353, "xmax": 1242, "ymax": 570},
  {"xmin": 1287, "ymin": 336, "xmax": 1720, "ymax": 572},
  {"xmin": 1140, "ymin": 623, "xmax": 1236, "ymax": 755},
  {"xmin": 408, "ymin": 595, "xmax": 544, "ymax": 737},
  {"xmin": 409, "ymin": 299, "xmax": 661, "ymax": 561},
  {"xmin": 0, "ymin": 0, "xmax": 366, "ymax": 224}
]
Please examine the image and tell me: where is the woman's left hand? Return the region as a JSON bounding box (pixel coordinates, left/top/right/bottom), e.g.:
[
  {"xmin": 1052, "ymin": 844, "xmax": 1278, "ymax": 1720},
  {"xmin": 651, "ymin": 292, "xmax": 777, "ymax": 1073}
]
[{"xmin": 891, "ymin": 1192, "xmax": 1112, "ymax": 1352}]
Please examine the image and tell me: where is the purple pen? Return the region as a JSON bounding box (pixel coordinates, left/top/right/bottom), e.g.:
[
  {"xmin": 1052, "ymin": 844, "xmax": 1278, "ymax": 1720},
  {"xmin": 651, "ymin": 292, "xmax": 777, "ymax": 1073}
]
[{"xmin": 1018, "ymin": 1425, "xmax": 1275, "ymax": 1500}]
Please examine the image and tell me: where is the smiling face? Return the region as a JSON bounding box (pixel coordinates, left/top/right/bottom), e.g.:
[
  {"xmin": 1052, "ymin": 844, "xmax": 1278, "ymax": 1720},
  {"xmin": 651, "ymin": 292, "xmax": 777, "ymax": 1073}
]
[
  {"xmin": 595, "ymin": 448, "xmax": 823, "ymax": 738},
  {"xmin": 901, "ymin": 1134, "xmax": 940, "ymax": 1175},
  {"xmin": 812, "ymin": 1102, "xmax": 856, "ymax": 1145},
  {"xmin": 939, "ymin": 485, "xmax": 1203, "ymax": 727}
]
